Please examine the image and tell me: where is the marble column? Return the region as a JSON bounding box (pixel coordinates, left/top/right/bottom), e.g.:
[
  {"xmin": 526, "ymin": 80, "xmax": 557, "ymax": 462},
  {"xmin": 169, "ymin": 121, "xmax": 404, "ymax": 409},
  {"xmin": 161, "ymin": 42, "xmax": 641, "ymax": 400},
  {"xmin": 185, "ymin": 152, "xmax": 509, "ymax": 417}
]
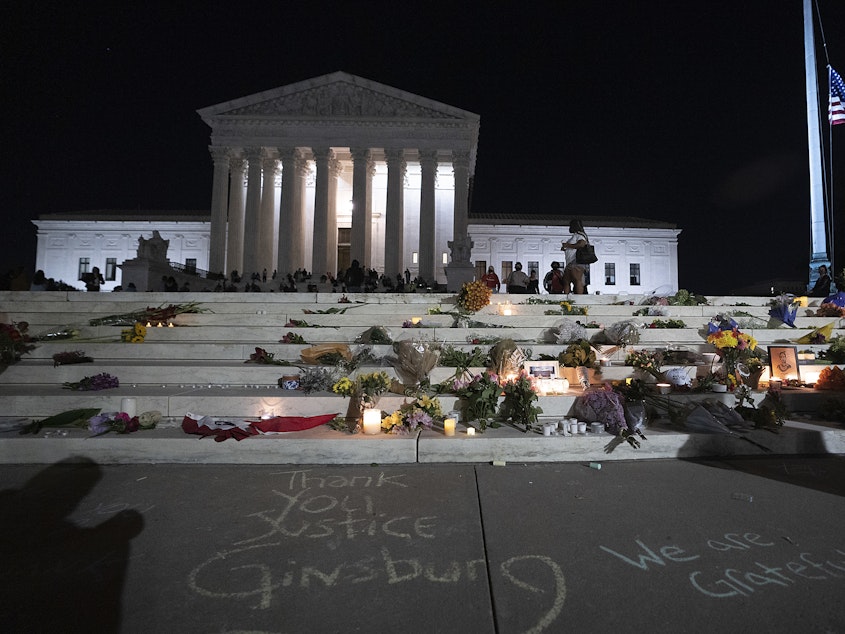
[
  {"xmin": 259, "ymin": 154, "xmax": 279, "ymax": 273},
  {"xmin": 293, "ymin": 155, "xmax": 309, "ymax": 271},
  {"xmin": 350, "ymin": 147, "xmax": 373, "ymax": 267},
  {"xmin": 384, "ymin": 148, "xmax": 406, "ymax": 279},
  {"xmin": 312, "ymin": 148, "xmax": 334, "ymax": 278},
  {"xmin": 418, "ymin": 150, "xmax": 438, "ymax": 282},
  {"xmin": 277, "ymin": 148, "xmax": 303, "ymax": 276},
  {"xmin": 241, "ymin": 147, "xmax": 264, "ymax": 278},
  {"xmin": 445, "ymin": 150, "xmax": 475, "ymax": 290},
  {"xmin": 225, "ymin": 154, "xmax": 246, "ymax": 278},
  {"xmin": 208, "ymin": 146, "xmax": 230, "ymax": 276},
  {"xmin": 326, "ymin": 157, "xmax": 341, "ymax": 277},
  {"xmin": 451, "ymin": 150, "xmax": 471, "ymax": 244}
]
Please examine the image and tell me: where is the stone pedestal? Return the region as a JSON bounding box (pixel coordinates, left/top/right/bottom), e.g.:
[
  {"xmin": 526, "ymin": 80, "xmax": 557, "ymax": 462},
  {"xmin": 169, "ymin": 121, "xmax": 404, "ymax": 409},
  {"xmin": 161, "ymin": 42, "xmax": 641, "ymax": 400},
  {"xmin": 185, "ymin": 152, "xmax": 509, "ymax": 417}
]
[{"xmin": 445, "ymin": 262, "xmax": 476, "ymax": 292}]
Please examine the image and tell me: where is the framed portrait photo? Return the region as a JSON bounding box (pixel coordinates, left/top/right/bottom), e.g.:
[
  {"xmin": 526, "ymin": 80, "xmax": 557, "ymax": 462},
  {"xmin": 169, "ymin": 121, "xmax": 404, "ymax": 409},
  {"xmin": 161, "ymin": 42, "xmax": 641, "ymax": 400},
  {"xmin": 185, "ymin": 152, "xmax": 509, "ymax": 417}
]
[
  {"xmin": 768, "ymin": 345, "xmax": 800, "ymax": 381},
  {"xmin": 524, "ymin": 360, "xmax": 559, "ymax": 379}
]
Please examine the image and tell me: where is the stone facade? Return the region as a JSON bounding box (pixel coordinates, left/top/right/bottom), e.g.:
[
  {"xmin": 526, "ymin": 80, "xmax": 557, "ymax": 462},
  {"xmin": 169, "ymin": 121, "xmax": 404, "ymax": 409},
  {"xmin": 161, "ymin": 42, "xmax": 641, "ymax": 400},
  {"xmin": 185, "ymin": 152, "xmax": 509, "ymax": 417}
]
[
  {"xmin": 32, "ymin": 213, "xmax": 210, "ymax": 291},
  {"xmin": 468, "ymin": 214, "xmax": 681, "ymax": 295}
]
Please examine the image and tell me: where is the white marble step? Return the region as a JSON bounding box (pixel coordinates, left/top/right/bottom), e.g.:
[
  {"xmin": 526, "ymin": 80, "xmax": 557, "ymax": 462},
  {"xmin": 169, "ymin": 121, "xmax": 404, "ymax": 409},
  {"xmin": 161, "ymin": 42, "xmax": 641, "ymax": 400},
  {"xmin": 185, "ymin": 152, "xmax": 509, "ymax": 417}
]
[{"xmin": 0, "ymin": 384, "xmax": 777, "ymax": 419}]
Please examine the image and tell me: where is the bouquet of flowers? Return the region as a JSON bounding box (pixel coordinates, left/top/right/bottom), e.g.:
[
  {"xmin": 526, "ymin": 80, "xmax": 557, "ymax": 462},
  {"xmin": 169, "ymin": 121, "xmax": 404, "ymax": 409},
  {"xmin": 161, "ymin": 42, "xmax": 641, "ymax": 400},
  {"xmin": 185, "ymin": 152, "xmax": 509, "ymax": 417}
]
[
  {"xmin": 52, "ymin": 350, "xmax": 94, "ymax": 366},
  {"xmin": 706, "ymin": 316, "xmax": 758, "ymax": 386},
  {"xmin": 381, "ymin": 395, "xmax": 443, "ymax": 435},
  {"xmin": 355, "ymin": 326, "xmax": 392, "ymax": 344},
  {"xmin": 88, "ymin": 410, "xmax": 160, "ymax": 436},
  {"xmin": 121, "ymin": 322, "xmax": 147, "ymax": 343},
  {"xmin": 816, "ymin": 303, "xmax": 845, "ymax": 317},
  {"xmin": 589, "ymin": 319, "xmax": 641, "ymax": 347},
  {"xmin": 488, "ymin": 339, "xmax": 527, "ymax": 378},
  {"xmin": 245, "ymin": 347, "xmax": 291, "ymax": 365},
  {"xmin": 558, "ymin": 301, "xmax": 588, "ymax": 316},
  {"xmin": 457, "ymin": 280, "xmax": 492, "ymax": 312},
  {"xmin": 0, "ymin": 322, "xmax": 36, "ymax": 365},
  {"xmin": 815, "ymin": 366, "xmax": 845, "ymax": 391},
  {"xmin": 768, "ymin": 294, "xmax": 799, "ymax": 327},
  {"xmin": 819, "ymin": 335, "xmax": 845, "ymax": 363},
  {"xmin": 624, "ymin": 349, "xmax": 664, "ymax": 380},
  {"xmin": 332, "ymin": 371, "xmax": 392, "ymax": 407},
  {"xmin": 499, "ymin": 371, "xmax": 542, "ymax": 431},
  {"xmin": 279, "ymin": 331, "xmax": 308, "ymax": 344},
  {"xmin": 388, "ymin": 339, "xmax": 441, "ymax": 387},
  {"xmin": 450, "ymin": 371, "xmax": 501, "ymax": 429},
  {"xmin": 576, "ymin": 385, "xmax": 645, "ymax": 448},
  {"xmin": 62, "ymin": 372, "xmax": 119, "ymax": 391},
  {"xmin": 558, "ymin": 340, "xmax": 597, "ymax": 368},
  {"xmin": 89, "ymin": 302, "xmax": 209, "ymax": 326}
]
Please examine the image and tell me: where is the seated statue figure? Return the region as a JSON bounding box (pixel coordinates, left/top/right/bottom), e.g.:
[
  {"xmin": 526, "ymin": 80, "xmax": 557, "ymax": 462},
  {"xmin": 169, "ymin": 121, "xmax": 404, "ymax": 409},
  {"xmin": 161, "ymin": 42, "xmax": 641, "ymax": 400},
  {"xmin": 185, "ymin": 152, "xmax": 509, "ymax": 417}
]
[{"xmin": 137, "ymin": 230, "xmax": 169, "ymax": 261}]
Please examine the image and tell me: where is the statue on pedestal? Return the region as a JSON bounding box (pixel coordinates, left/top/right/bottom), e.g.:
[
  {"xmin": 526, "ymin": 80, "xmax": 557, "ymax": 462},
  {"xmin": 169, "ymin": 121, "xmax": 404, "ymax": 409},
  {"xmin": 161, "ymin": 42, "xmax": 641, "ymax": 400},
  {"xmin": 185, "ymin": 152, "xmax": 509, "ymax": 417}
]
[
  {"xmin": 137, "ymin": 231, "xmax": 169, "ymax": 262},
  {"xmin": 448, "ymin": 234, "xmax": 473, "ymax": 265}
]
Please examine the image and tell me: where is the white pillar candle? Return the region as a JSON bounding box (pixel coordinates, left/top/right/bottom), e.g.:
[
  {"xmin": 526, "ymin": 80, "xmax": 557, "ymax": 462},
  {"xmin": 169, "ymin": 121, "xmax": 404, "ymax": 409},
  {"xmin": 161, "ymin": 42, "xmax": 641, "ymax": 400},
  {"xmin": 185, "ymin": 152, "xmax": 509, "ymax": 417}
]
[
  {"xmin": 362, "ymin": 408, "xmax": 382, "ymax": 435},
  {"xmin": 466, "ymin": 427, "xmax": 476, "ymax": 436},
  {"xmin": 120, "ymin": 397, "xmax": 137, "ymax": 418},
  {"xmin": 443, "ymin": 418, "xmax": 456, "ymax": 437}
]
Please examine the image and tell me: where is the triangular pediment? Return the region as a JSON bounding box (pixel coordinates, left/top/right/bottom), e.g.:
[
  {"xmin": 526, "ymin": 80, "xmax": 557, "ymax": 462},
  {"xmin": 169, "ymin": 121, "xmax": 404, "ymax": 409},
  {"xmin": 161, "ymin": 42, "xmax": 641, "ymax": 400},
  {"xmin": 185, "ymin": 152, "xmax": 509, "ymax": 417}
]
[{"xmin": 198, "ymin": 71, "xmax": 477, "ymax": 122}]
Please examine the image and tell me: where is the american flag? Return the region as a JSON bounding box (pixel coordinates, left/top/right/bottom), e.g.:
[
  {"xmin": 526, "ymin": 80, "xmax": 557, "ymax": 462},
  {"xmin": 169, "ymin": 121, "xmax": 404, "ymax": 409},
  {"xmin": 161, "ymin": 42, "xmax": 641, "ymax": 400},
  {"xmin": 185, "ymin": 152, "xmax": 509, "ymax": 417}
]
[{"xmin": 831, "ymin": 66, "xmax": 845, "ymax": 125}]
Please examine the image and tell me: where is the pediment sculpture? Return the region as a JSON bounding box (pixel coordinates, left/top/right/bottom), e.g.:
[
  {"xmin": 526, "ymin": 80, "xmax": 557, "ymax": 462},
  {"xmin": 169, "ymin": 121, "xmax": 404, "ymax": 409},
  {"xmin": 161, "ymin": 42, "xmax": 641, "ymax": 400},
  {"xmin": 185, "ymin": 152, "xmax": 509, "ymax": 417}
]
[{"xmin": 227, "ymin": 82, "xmax": 459, "ymax": 119}]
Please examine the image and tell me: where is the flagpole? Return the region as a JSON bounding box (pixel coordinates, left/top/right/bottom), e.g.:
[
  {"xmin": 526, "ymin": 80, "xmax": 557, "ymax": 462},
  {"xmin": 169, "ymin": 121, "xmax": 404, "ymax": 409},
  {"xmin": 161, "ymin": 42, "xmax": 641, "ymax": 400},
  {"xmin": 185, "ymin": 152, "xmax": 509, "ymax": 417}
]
[{"xmin": 804, "ymin": 0, "xmax": 830, "ymax": 287}]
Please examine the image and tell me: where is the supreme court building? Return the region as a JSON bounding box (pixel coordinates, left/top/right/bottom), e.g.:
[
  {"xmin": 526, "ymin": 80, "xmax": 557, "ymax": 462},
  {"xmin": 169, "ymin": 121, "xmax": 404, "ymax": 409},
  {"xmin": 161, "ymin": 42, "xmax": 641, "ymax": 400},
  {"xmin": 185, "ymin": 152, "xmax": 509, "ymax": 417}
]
[
  {"xmin": 31, "ymin": 72, "xmax": 681, "ymax": 293},
  {"xmin": 200, "ymin": 71, "xmax": 479, "ymax": 286}
]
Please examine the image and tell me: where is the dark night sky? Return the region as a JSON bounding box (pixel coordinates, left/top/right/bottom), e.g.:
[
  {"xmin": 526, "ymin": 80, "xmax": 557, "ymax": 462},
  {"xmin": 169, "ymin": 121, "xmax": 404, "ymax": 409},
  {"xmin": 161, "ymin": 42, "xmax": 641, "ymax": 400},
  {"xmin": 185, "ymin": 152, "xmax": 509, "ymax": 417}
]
[{"xmin": 2, "ymin": 1, "xmax": 844, "ymax": 294}]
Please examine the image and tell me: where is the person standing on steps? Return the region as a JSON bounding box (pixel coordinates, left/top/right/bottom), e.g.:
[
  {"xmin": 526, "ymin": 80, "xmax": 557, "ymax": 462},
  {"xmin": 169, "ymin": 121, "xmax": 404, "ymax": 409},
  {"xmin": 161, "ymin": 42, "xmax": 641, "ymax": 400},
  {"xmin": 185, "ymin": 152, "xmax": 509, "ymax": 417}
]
[{"xmin": 560, "ymin": 219, "xmax": 589, "ymax": 294}]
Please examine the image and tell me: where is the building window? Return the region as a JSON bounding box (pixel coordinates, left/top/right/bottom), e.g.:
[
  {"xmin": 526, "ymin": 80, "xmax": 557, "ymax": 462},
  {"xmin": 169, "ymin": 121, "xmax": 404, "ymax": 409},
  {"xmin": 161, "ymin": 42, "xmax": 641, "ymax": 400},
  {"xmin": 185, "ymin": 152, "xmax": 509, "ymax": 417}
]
[
  {"xmin": 78, "ymin": 257, "xmax": 90, "ymax": 280},
  {"xmin": 475, "ymin": 261, "xmax": 486, "ymax": 280},
  {"xmin": 412, "ymin": 252, "xmax": 418, "ymax": 264},
  {"xmin": 104, "ymin": 258, "xmax": 117, "ymax": 281},
  {"xmin": 442, "ymin": 252, "xmax": 448, "ymax": 265},
  {"xmin": 605, "ymin": 263, "xmax": 616, "ymax": 285},
  {"xmin": 528, "ymin": 261, "xmax": 539, "ymax": 276},
  {"xmin": 630, "ymin": 263, "xmax": 641, "ymax": 286},
  {"xmin": 186, "ymin": 258, "xmax": 197, "ymax": 274}
]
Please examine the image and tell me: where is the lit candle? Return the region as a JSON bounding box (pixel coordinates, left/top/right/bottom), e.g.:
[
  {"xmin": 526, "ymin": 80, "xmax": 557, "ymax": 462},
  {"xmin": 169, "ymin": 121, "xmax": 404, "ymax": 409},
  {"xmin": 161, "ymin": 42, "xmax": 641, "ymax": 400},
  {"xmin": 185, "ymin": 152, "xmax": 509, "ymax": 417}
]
[
  {"xmin": 804, "ymin": 371, "xmax": 820, "ymax": 385},
  {"xmin": 656, "ymin": 383, "xmax": 672, "ymax": 395},
  {"xmin": 503, "ymin": 307, "xmax": 513, "ymax": 316},
  {"xmin": 443, "ymin": 418, "xmax": 456, "ymax": 437},
  {"xmin": 168, "ymin": 322, "xmax": 174, "ymax": 328},
  {"xmin": 466, "ymin": 427, "xmax": 476, "ymax": 436},
  {"xmin": 411, "ymin": 317, "xmax": 422, "ymax": 325},
  {"xmin": 362, "ymin": 408, "xmax": 382, "ymax": 435},
  {"xmin": 769, "ymin": 378, "xmax": 783, "ymax": 390},
  {"xmin": 120, "ymin": 397, "xmax": 137, "ymax": 418}
]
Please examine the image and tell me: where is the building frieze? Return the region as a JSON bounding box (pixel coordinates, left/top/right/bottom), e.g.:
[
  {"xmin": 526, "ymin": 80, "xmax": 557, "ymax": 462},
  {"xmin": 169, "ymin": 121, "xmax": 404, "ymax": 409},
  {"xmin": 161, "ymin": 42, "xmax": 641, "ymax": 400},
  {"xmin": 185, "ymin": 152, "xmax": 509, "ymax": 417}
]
[{"xmin": 222, "ymin": 80, "xmax": 462, "ymax": 120}]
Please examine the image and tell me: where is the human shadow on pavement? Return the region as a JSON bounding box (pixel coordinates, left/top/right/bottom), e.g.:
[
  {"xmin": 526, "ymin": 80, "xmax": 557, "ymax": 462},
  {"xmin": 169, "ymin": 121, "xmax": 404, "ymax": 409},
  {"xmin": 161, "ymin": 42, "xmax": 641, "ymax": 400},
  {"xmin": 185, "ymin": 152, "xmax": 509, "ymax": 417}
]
[
  {"xmin": 0, "ymin": 457, "xmax": 144, "ymax": 632},
  {"xmin": 683, "ymin": 453, "xmax": 845, "ymax": 498}
]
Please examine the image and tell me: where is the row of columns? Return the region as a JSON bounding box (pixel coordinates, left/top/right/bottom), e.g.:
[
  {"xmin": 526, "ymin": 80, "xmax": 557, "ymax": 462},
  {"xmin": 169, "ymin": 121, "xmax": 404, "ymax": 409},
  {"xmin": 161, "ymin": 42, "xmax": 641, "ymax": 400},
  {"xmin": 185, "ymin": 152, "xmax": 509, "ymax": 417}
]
[{"xmin": 207, "ymin": 146, "xmax": 471, "ymax": 282}]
